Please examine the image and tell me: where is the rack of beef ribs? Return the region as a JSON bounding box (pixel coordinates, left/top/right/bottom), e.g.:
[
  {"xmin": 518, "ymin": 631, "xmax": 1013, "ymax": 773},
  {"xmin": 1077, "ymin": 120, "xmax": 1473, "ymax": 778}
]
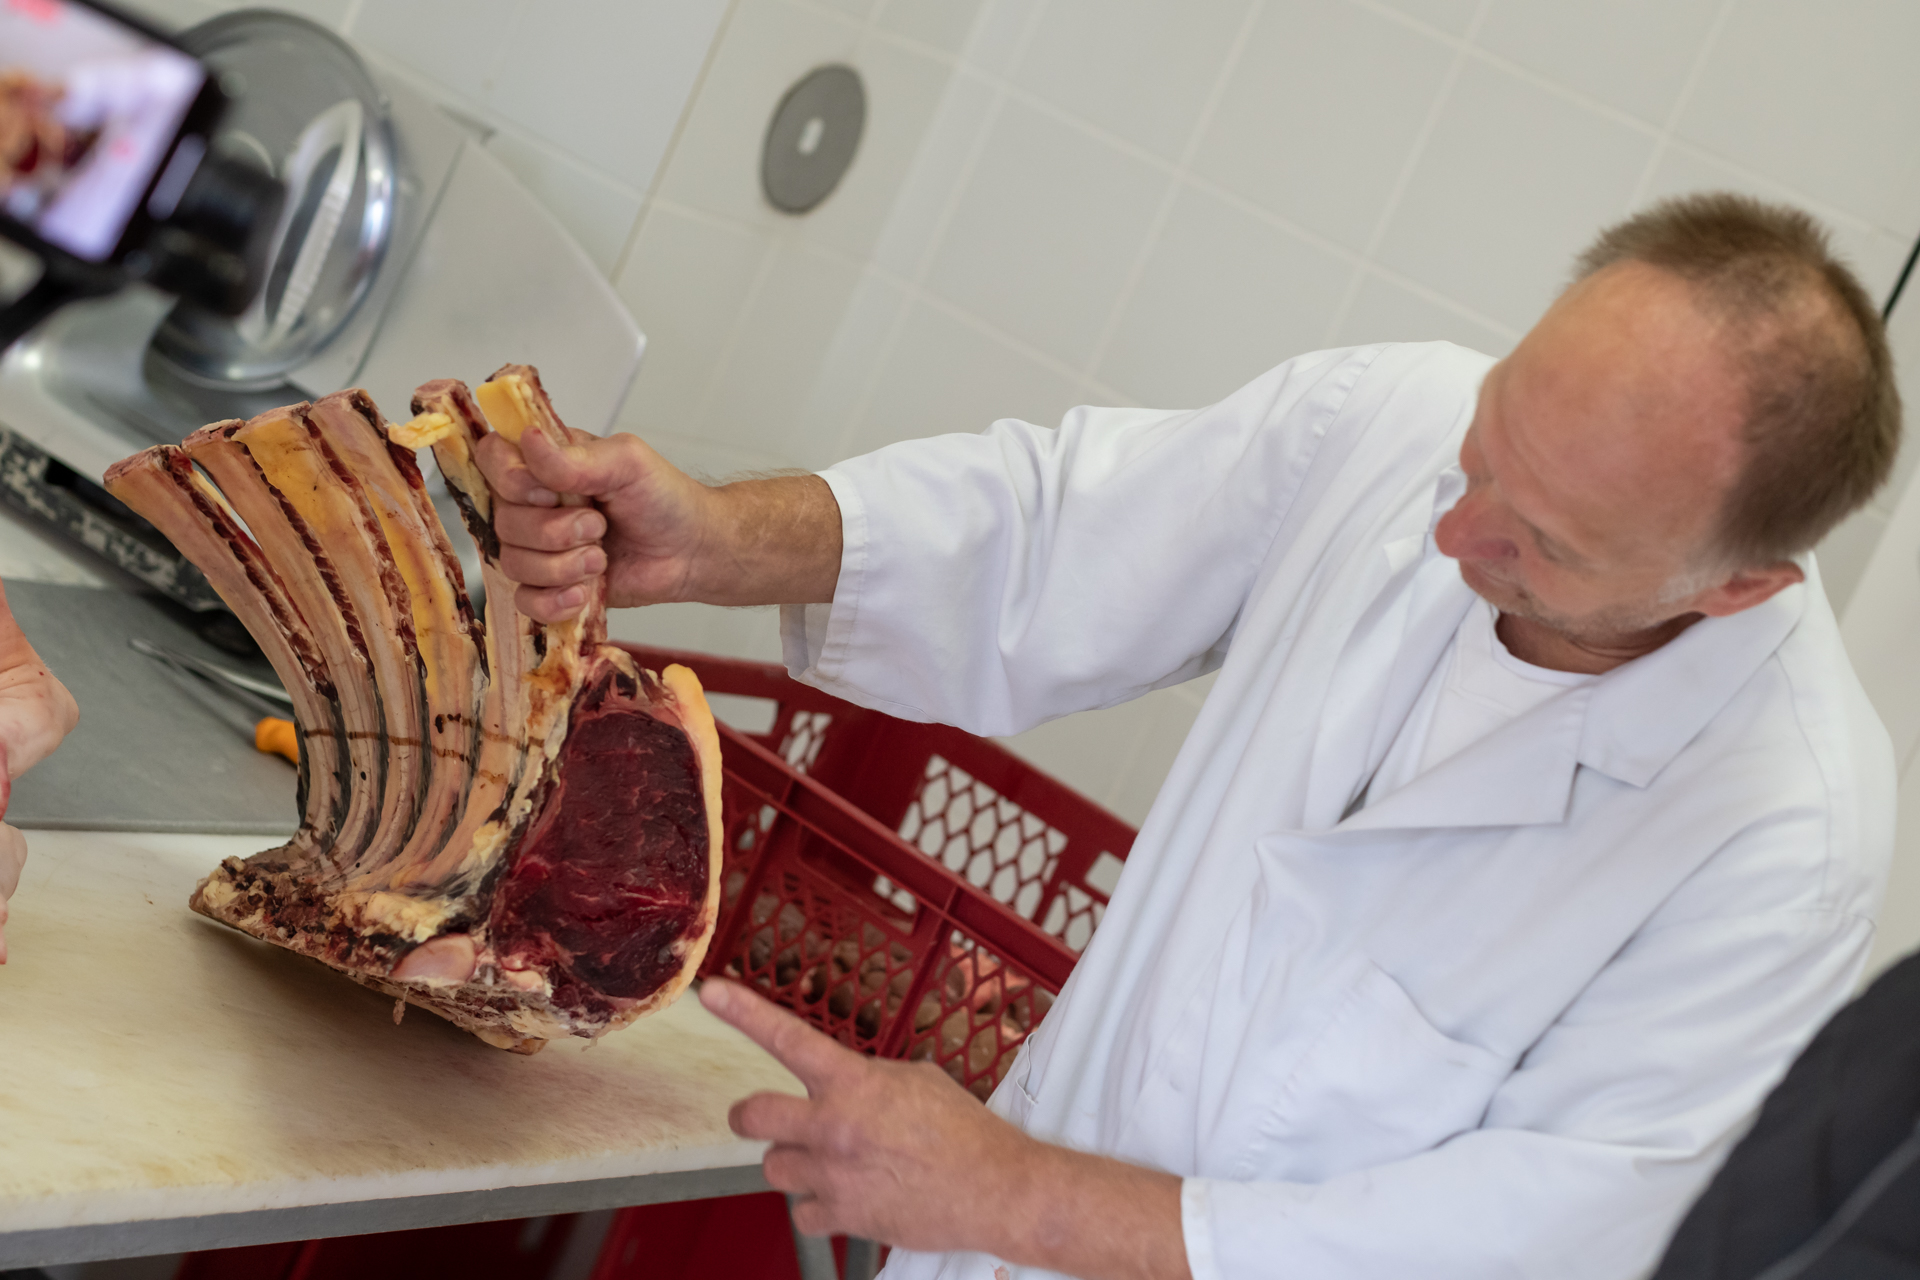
[{"xmin": 103, "ymin": 365, "xmax": 722, "ymax": 1053}]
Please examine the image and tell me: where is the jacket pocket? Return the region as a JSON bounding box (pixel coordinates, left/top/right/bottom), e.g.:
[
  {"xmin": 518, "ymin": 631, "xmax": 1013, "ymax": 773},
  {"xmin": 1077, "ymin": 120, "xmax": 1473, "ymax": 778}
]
[{"xmin": 1232, "ymin": 959, "xmax": 1511, "ymax": 1182}]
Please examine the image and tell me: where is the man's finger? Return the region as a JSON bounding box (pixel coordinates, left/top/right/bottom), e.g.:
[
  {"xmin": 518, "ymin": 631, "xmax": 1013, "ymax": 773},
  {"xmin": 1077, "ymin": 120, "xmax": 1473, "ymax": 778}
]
[
  {"xmin": 494, "ymin": 504, "xmax": 605, "ymax": 553},
  {"xmin": 499, "ymin": 544, "xmax": 607, "ymax": 589},
  {"xmin": 787, "ymin": 1194, "xmax": 842, "ymax": 1239},
  {"xmin": 474, "ymin": 433, "xmax": 559, "ymax": 507},
  {"xmin": 513, "ymin": 583, "xmax": 586, "ymax": 625},
  {"xmin": 760, "ymin": 1142, "xmax": 821, "ymax": 1194},
  {"xmin": 517, "ymin": 422, "xmax": 632, "ymax": 500},
  {"xmin": 701, "ymin": 979, "xmax": 861, "ymax": 1092},
  {"xmin": 729, "ymin": 1091, "xmax": 816, "ymax": 1144}
]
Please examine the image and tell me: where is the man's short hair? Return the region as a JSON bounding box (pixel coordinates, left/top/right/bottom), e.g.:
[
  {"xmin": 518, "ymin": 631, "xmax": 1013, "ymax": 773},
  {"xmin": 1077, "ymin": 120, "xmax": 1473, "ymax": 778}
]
[{"xmin": 1574, "ymin": 192, "xmax": 1901, "ymax": 568}]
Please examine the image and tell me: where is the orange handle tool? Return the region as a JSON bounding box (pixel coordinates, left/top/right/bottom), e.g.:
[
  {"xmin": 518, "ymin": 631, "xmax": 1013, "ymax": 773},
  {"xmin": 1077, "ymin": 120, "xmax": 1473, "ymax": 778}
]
[{"xmin": 254, "ymin": 717, "xmax": 299, "ymax": 765}]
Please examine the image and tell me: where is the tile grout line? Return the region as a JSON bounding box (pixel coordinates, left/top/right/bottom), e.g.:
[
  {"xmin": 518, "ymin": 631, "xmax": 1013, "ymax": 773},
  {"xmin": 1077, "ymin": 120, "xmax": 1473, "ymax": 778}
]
[
  {"xmin": 1322, "ymin": 0, "xmax": 1495, "ymax": 346},
  {"xmin": 830, "ymin": 0, "xmax": 1052, "ymax": 458},
  {"xmin": 646, "ymin": 66, "xmax": 1512, "ymax": 410},
  {"xmin": 684, "ymin": 231, "xmax": 787, "ymax": 437},
  {"xmin": 650, "ymin": 170, "xmax": 1516, "ymax": 409},
  {"xmin": 635, "ymin": 0, "xmax": 891, "ymax": 450},
  {"xmin": 1080, "ymin": 0, "xmax": 1268, "ymax": 386},
  {"xmin": 609, "ymin": 0, "xmax": 748, "ymax": 282},
  {"xmin": 779, "ymin": 0, "xmax": 969, "ymax": 71},
  {"xmin": 1627, "ymin": 0, "xmax": 1740, "ymax": 211},
  {"xmin": 1338, "ymin": 0, "xmax": 1669, "ymax": 143}
]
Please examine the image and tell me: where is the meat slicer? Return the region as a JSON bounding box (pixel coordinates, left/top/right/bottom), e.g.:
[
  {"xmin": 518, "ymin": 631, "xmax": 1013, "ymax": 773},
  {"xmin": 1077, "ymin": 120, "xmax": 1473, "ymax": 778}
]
[{"xmin": 0, "ymin": 10, "xmax": 643, "ymax": 620}]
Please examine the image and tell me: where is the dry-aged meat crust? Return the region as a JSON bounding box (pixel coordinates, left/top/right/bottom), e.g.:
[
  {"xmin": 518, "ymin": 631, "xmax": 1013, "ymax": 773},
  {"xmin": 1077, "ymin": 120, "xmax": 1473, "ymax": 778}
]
[
  {"xmin": 101, "ymin": 449, "xmax": 345, "ymax": 864},
  {"xmin": 103, "ymin": 367, "xmax": 723, "ymax": 1052}
]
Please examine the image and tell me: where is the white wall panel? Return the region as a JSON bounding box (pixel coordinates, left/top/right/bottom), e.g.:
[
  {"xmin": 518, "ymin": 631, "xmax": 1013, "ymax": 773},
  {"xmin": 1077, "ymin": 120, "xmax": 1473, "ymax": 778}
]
[
  {"xmin": 1011, "ymin": 0, "xmax": 1253, "ymax": 164},
  {"xmin": 704, "ymin": 243, "xmax": 866, "ymax": 456},
  {"xmin": 483, "ymin": 0, "xmax": 730, "ymax": 192},
  {"xmin": 845, "ymin": 301, "xmax": 1086, "ymax": 457},
  {"xmin": 998, "ymin": 702, "xmax": 1162, "ymax": 823},
  {"xmin": 483, "ymin": 130, "xmax": 646, "ymax": 274},
  {"xmin": 1376, "ymin": 58, "xmax": 1655, "ymax": 331},
  {"xmin": 1474, "ymin": 0, "xmax": 1722, "ymax": 126},
  {"xmin": 956, "ymin": 0, "xmax": 1044, "ymax": 78},
  {"xmin": 1331, "ymin": 270, "xmax": 1515, "ymax": 353},
  {"xmin": 654, "ymin": 0, "xmax": 862, "ymax": 233},
  {"xmin": 878, "ymin": 0, "xmax": 990, "ymax": 56},
  {"xmin": 1189, "ymin": 0, "xmax": 1455, "ymax": 253},
  {"xmin": 614, "ymin": 206, "xmax": 772, "ymax": 433},
  {"xmin": 1098, "ymin": 187, "xmax": 1353, "ymax": 408},
  {"xmin": 1374, "ymin": 0, "xmax": 1484, "ymax": 38},
  {"xmin": 1679, "ymin": 0, "xmax": 1920, "ymax": 238},
  {"xmin": 869, "ymin": 73, "xmax": 1000, "ymax": 278},
  {"xmin": 353, "ymin": 0, "xmax": 520, "ymax": 101},
  {"xmin": 922, "ymin": 99, "xmax": 1170, "ymax": 370},
  {"xmin": 790, "ymin": 273, "xmax": 912, "ymax": 469}
]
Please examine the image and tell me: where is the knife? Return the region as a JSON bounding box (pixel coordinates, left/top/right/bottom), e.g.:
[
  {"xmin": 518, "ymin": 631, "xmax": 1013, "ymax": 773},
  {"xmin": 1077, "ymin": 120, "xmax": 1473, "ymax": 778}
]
[{"xmin": 130, "ymin": 638, "xmax": 300, "ymax": 765}]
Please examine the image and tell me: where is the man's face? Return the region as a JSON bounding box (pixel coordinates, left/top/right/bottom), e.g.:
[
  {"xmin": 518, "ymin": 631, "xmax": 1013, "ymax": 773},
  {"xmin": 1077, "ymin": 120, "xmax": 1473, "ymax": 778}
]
[{"xmin": 1434, "ymin": 263, "xmax": 1750, "ymax": 649}]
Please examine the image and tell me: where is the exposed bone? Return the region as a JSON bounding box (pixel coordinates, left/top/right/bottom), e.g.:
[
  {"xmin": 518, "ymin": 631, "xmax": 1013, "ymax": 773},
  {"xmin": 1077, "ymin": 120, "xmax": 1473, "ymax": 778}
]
[{"xmin": 102, "ymin": 448, "xmax": 343, "ymax": 863}]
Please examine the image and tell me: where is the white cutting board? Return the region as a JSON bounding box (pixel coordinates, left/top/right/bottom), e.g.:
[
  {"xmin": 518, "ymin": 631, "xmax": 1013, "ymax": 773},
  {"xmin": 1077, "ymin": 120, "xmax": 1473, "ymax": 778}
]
[{"xmin": 0, "ymin": 830, "xmax": 800, "ymax": 1234}]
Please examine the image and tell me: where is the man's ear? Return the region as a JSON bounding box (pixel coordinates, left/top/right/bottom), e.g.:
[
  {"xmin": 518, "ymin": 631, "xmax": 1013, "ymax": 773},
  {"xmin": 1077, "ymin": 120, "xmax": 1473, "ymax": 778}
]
[{"xmin": 1693, "ymin": 561, "xmax": 1806, "ymax": 618}]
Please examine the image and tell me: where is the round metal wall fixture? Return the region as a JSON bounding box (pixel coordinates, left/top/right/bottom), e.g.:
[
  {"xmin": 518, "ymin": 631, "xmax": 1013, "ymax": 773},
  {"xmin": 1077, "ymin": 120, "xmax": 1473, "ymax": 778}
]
[{"xmin": 761, "ymin": 65, "xmax": 865, "ymax": 215}]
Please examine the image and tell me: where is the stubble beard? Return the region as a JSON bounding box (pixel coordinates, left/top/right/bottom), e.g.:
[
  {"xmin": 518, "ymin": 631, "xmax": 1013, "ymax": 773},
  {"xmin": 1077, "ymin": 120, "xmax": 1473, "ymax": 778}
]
[{"xmin": 1461, "ymin": 561, "xmax": 1692, "ymax": 655}]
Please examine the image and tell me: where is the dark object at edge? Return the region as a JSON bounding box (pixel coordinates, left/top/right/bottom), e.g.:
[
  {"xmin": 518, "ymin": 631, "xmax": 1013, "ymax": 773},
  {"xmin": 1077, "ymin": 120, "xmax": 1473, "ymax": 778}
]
[{"xmin": 1653, "ymin": 948, "xmax": 1920, "ymax": 1279}]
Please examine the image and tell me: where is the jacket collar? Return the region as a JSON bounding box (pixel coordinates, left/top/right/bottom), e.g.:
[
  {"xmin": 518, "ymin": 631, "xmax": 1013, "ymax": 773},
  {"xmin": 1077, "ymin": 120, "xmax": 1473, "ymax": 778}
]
[
  {"xmin": 1576, "ymin": 573, "xmax": 1806, "ymax": 788},
  {"xmin": 1337, "ymin": 562, "xmax": 1808, "ymax": 833}
]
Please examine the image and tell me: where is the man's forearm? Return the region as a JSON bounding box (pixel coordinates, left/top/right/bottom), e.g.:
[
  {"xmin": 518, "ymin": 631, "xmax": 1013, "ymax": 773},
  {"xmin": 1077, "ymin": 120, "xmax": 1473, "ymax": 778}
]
[
  {"xmin": 995, "ymin": 1141, "xmax": 1192, "ymax": 1280},
  {"xmin": 692, "ymin": 474, "xmax": 843, "ymax": 606}
]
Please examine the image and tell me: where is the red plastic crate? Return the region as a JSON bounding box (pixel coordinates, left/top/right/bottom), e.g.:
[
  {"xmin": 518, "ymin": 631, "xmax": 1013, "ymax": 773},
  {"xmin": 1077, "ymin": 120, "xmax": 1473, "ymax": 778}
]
[{"xmin": 621, "ymin": 644, "xmax": 1138, "ymax": 1101}]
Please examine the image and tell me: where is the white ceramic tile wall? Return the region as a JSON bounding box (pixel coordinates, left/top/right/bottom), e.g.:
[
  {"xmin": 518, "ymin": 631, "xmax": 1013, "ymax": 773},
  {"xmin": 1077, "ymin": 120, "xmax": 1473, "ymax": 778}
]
[
  {"xmin": 614, "ymin": 0, "xmax": 1918, "ymax": 815},
  {"xmin": 113, "ymin": 0, "xmax": 1920, "ymax": 828}
]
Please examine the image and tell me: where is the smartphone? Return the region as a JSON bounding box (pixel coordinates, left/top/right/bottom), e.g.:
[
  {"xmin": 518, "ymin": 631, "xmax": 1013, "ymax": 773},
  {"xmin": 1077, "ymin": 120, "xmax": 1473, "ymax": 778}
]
[{"xmin": 0, "ymin": 0, "xmax": 226, "ymax": 270}]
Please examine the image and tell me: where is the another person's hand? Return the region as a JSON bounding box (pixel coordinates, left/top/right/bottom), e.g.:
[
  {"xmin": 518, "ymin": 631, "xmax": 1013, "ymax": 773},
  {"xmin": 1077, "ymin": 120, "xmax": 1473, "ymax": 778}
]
[
  {"xmin": 701, "ymin": 978, "xmax": 1190, "ymax": 1280},
  {"xmin": 0, "ymin": 817, "xmax": 24, "ymax": 964},
  {"xmin": 474, "ymin": 428, "xmax": 842, "ymax": 625},
  {"xmin": 0, "ymin": 579, "xmax": 80, "ymax": 963}
]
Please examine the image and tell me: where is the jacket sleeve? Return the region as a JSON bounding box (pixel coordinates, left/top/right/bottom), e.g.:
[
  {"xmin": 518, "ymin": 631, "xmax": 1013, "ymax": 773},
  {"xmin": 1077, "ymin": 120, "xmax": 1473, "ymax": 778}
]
[
  {"xmin": 781, "ymin": 347, "xmax": 1377, "ymax": 736},
  {"xmin": 1180, "ymin": 906, "xmax": 1875, "ymax": 1280}
]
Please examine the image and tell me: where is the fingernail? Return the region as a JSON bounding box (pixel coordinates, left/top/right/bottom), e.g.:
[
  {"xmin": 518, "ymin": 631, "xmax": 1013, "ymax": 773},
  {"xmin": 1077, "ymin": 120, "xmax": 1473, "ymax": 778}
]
[
  {"xmin": 556, "ymin": 586, "xmax": 584, "ymax": 610},
  {"xmin": 528, "ymin": 487, "xmax": 559, "ymax": 507},
  {"xmin": 574, "ymin": 514, "xmax": 601, "ymax": 541},
  {"xmin": 585, "ymin": 548, "xmax": 607, "ymax": 574},
  {"xmin": 702, "ymin": 981, "xmax": 731, "ymax": 1012}
]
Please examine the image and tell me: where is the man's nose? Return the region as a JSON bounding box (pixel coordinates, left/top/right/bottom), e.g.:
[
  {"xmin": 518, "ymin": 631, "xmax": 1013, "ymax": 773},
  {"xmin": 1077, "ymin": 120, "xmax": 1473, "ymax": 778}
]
[{"xmin": 1434, "ymin": 493, "xmax": 1518, "ymax": 562}]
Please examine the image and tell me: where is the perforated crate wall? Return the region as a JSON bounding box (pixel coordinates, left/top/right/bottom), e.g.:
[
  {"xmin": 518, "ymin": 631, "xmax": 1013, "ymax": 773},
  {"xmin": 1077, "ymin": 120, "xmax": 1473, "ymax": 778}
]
[{"xmin": 627, "ymin": 645, "xmax": 1136, "ymax": 1101}]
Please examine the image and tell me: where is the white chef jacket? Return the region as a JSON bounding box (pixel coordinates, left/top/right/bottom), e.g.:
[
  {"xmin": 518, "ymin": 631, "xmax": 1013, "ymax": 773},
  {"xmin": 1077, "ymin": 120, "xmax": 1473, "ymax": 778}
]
[{"xmin": 781, "ymin": 342, "xmax": 1896, "ymax": 1280}]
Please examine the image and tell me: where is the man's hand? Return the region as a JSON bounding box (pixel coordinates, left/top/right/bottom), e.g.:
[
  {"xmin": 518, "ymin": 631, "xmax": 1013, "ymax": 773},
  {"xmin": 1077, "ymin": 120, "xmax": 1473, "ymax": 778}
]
[
  {"xmin": 701, "ymin": 979, "xmax": 1191, "ymax": 1280},
  {"xmin": 474, "ymin": 427, "xmax": 842, "ymax": 624},
  {"xmin": 0, "ymin": 817, "xmax": 24, "ymax": 965},
  {"xmin": 0, "ymin": 580, "xmax": 79, "ymax": 965}
]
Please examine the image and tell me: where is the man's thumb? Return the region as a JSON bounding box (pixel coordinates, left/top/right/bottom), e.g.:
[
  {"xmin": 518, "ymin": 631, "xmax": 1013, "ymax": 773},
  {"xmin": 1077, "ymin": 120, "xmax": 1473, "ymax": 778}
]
[{"xmin": 517, "ymin": 424, "xmax": 601, "ymax": 497}]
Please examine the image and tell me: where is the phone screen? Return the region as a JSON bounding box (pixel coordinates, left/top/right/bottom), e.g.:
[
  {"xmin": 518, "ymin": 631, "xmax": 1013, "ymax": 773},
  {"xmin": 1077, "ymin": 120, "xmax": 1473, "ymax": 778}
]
[{"xmin": 1, "ymin": 0, "xmax": 209, "ymax": 263}]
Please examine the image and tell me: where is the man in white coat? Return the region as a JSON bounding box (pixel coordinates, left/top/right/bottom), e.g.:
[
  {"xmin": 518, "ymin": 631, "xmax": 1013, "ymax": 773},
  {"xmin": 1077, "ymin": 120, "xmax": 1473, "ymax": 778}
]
[{"xmin": 479, "ymin": 193, "xmax": 1900, "ymax": 1279}]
